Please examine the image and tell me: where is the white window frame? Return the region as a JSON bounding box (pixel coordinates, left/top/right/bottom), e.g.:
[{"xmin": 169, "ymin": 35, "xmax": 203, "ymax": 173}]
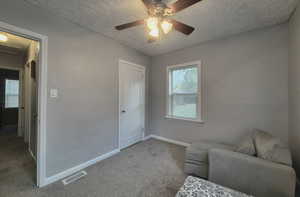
[{"xmin": 166, "ymin": 61, "xmax": 203, "ymax": 123}]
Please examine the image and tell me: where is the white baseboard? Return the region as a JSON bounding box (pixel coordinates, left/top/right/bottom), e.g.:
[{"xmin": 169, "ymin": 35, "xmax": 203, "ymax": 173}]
[
  {"xmin": 42, "ymin": 135, "xmax": 188, "ymax": 187},
  {"xmin": 43, "ymin": 148, "xmax": 120, "ymax": 186},
  {"xmin": 28, "ymin": 148, "xmax": 36, "ymax": 162},
  {"xmin": 143, "ymin": 135, "xmax": 152, "ymax": 141},
  {"xmin": 144, "ymin": 135, "xmax": 190, "ymax": 147}
]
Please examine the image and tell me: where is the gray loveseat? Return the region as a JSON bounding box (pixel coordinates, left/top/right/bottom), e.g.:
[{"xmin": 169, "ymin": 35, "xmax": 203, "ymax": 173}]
[{"xmin": 184, "ymin": 129, "xmax": 296, "ymax": 197}]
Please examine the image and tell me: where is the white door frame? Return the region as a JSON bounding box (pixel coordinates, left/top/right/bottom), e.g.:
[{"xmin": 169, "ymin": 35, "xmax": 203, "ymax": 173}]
[
  {"xmin": 118, "ymin": 59, "xmax": 146, "ymax": 150},
  {"xmin": 0, "ymin": 65, "xmax": 23, "ymax": 137},
  {"xmin": 0, "ymin": 21, "xmax": 48, "ymax": 187}
]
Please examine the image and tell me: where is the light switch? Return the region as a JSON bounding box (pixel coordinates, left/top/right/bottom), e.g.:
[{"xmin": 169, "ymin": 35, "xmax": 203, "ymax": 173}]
[{"xmin": 50, "ymin": 89, "xmax": 58, "ymax": 98}]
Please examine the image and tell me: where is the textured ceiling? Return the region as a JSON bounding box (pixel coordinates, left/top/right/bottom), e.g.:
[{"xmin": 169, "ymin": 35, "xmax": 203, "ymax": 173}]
[
  {"xmin": 24, "ymin": 0, "xmax": 298, "ymax": 56},
  {"xmin": 0, "ymin": 31, "xmax": 32, "ymax": 52}
]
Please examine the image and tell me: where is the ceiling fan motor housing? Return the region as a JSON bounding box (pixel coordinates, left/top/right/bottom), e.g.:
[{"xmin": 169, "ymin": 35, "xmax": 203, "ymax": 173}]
[{"xmin": 148, "ymin": 2, "xmax": 173, "ymax": 17}]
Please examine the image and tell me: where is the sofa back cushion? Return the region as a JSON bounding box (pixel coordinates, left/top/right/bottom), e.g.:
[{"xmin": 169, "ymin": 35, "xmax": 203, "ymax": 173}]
[
  {"xmin": 235, "ymin": 134, "xmax": 256, "ymax": 156},
  {"xmin": 254, "ymin": 129, "xmax": 279, "ymax": 158},
  {"xmin": 269, "ymin": 145, "xmax": 292, "ymax": 166},
  {"xmin": 253, "ymin": 129, "xmax": 292, "ymax": 166}
]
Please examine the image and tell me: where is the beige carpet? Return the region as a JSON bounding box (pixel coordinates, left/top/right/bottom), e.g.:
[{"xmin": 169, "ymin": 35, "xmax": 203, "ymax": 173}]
[
  {"xmin": 0, "ymin": 129, "xmax": 36, "ymax": 197},
  {"xmin": 1, "ymin": 139, "xmax": 187, "ymax": 197}
]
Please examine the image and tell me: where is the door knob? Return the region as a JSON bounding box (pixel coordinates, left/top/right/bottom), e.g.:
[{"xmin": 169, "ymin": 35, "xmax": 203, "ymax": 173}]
[{"xmin": 121, "ymin": 110, "xmax": 126, "ymax": 113}]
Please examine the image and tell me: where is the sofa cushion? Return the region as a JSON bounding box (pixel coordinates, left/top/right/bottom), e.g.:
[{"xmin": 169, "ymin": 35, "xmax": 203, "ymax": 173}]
[
  {"xmin": 253, "ymin": 129, "xmax": 292, "ymax": 166},
  {"xmin": 186, "ymin": 141, "xmax": 235, "ymax": 164},
  {"xmin": 254, "ymin": 129, "xmax": 279, "ymax": 159},
  {"xmin": 268, "ymin": 145, "xmax": 292, "ymax": 166},
  {"xmin": 184, "ymin": 141, "xmax": 235, "ymax": 179},
  {"xmin": 235, "ymin": 134, "xmax": 256, "ymax": 156}
]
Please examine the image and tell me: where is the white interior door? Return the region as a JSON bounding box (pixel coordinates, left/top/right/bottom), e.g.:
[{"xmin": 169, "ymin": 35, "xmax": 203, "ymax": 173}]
[{"xmin": 119, "ymin": 60, "xmax": 145, "ymax": 150}]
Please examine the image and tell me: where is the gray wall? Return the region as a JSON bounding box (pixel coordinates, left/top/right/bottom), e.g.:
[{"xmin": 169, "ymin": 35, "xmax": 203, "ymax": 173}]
[
  {"xmin": 150, "ymin": 24, "xmax": 289, "ymax": 145},
  {"xmin": 0, "ymin": 52, "xmax": 24, "ymax": 69},
  {"xmin": 289, "ymin": 3, "xmax": 300, "ymax": 175},
  {"xmin": 0, "ymin": 0, "xmax": 150, "ymax": 177}
]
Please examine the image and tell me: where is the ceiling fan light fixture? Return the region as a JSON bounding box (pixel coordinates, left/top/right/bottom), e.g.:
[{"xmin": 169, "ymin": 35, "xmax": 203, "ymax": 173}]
[
  {"xmin": 146, "ymin": 17, "xmax": 159, "ymax": 30},
  {"xmin": 149, "ymin": 28, "xmax": 159, "ymax": 38},
  {"xmin": 0, "ymin": 34, "xmax": 8, "ymax": 42},
  {"xmin": 115, "ymin": 0, "xmax": 201, "ymax": 42},
  {"xmin": 161, "ymin": 20, "xmax": 173, "ymax": 34}
]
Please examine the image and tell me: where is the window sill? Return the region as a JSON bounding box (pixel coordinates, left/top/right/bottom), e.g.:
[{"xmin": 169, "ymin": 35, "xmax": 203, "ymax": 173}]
[{"xmin": 165, "ymin": 116, "xmax": 205, "ymax": 124}]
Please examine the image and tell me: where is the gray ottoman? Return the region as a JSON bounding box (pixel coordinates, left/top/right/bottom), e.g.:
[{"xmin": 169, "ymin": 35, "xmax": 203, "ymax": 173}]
[
  {"xmin": 184, "ymin": 141, "xmax": 235, "ymax": 178},
  {"xmin": 176, "ymin": 176, "xmax": 252, "ymax": 197}
]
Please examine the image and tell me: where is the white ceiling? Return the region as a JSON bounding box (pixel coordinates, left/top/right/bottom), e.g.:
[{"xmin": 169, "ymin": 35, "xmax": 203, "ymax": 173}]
[{"xmin": 24, "ymin": 0, "xmax": 298, "ymax": 56}]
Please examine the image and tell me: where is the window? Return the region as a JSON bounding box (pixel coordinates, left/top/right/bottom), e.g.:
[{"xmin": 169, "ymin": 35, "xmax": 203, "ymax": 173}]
[
  {"xmin": 5, "ymin": 79, "xmax": 19, "ymax": 108},
  {"xmin": 166, "ymin": 61, "xmax": 202, "ymax": 122}
]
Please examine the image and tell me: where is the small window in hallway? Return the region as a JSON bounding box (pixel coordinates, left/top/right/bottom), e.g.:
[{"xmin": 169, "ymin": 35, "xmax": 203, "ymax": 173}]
[{"xmin": 5, "ymin": 79, "xmax": 19, "ymax": 108}]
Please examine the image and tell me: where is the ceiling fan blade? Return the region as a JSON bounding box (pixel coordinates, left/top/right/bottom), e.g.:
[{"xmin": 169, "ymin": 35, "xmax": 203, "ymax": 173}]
[
  {"xmin": 115, "ymin": 20, "xmax": 145, "ymax": 30},
  {"xmin": 141, "ymin": 0, "xmax": 152, "ymax": 9},
  {"xmin": 170, "ymin": 0, "xmax": 202, "ymax": 13},
  {"xmin": 170, "ymin": 20, "xmax": 195, "ymax": 35}
]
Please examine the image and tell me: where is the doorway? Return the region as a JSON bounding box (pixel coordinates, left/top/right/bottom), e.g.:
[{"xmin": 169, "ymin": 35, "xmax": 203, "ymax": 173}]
[
  {"xmin": 0, "ymin": 31, "xmax": 39, "ymax": 187},
  {"xmin": 0, "ymin": 68, "xmax": 20, "ymax": 134},
  {"xmin": 0, "ymin": 21, "xmax": 48, "ymax": 188},
  {"xmin": 0, "ymin": 21, "xmax": 47, "ymax": 187},
  {"xmin": 119, "ymin": 60, "xmax": 146, "ymax": 150}
]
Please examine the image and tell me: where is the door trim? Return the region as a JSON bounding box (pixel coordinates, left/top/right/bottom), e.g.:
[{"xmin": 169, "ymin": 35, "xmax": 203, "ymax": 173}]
[
  {"xmin": 118, "ymin": 59, "xmax": 146, "ymax": 150},
  {"xmin": 0, "ymin": 65, "xmax": 23, "ymax": 137},
  {"xmin": 0, "ymin": 21, "xmax": 48, "ymax": 187}
]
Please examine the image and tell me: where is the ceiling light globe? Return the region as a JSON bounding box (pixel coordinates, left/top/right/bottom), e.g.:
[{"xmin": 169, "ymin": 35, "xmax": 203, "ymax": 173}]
[
  {"xmin": 0, "ymin": 34, "xmax": 8, "ymax": 42},
  {"xmin": 161, "ymin": 20, "xmax": 173, "ymax": 34},
  {"xmin": 149, "ymin": 28, "xmax": 159, "ymax": 38},
  {"xmin": 146, "ymin": 17, "xmax": 159, "ymax": 30}
]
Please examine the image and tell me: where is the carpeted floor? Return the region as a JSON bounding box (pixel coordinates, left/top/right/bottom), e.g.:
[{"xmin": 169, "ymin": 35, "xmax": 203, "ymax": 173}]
[
  {"xmin": 0, "ymin": 128, "xmax": 36, "ymax": 197},
  {"xmin": 1, "ymin": 139, "xmax": 187, "ymax": 197}
]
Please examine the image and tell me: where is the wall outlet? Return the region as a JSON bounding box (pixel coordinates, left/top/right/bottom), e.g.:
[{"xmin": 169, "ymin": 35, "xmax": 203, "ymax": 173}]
[{"xmin": 50, "ymin": 89, "xmax": 58, "ymax": 98}]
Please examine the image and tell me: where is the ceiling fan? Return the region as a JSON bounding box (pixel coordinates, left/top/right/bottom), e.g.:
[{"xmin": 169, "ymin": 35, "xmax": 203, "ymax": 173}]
[{"xmin": 115, "ymin": 0, "xmax": 202, "ymax": 42}]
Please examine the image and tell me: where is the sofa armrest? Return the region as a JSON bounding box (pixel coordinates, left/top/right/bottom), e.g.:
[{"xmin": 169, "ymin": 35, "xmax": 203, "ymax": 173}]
[{"xmin": 208, "ymin": 149, "xmax": 296, "ymax": 197}]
